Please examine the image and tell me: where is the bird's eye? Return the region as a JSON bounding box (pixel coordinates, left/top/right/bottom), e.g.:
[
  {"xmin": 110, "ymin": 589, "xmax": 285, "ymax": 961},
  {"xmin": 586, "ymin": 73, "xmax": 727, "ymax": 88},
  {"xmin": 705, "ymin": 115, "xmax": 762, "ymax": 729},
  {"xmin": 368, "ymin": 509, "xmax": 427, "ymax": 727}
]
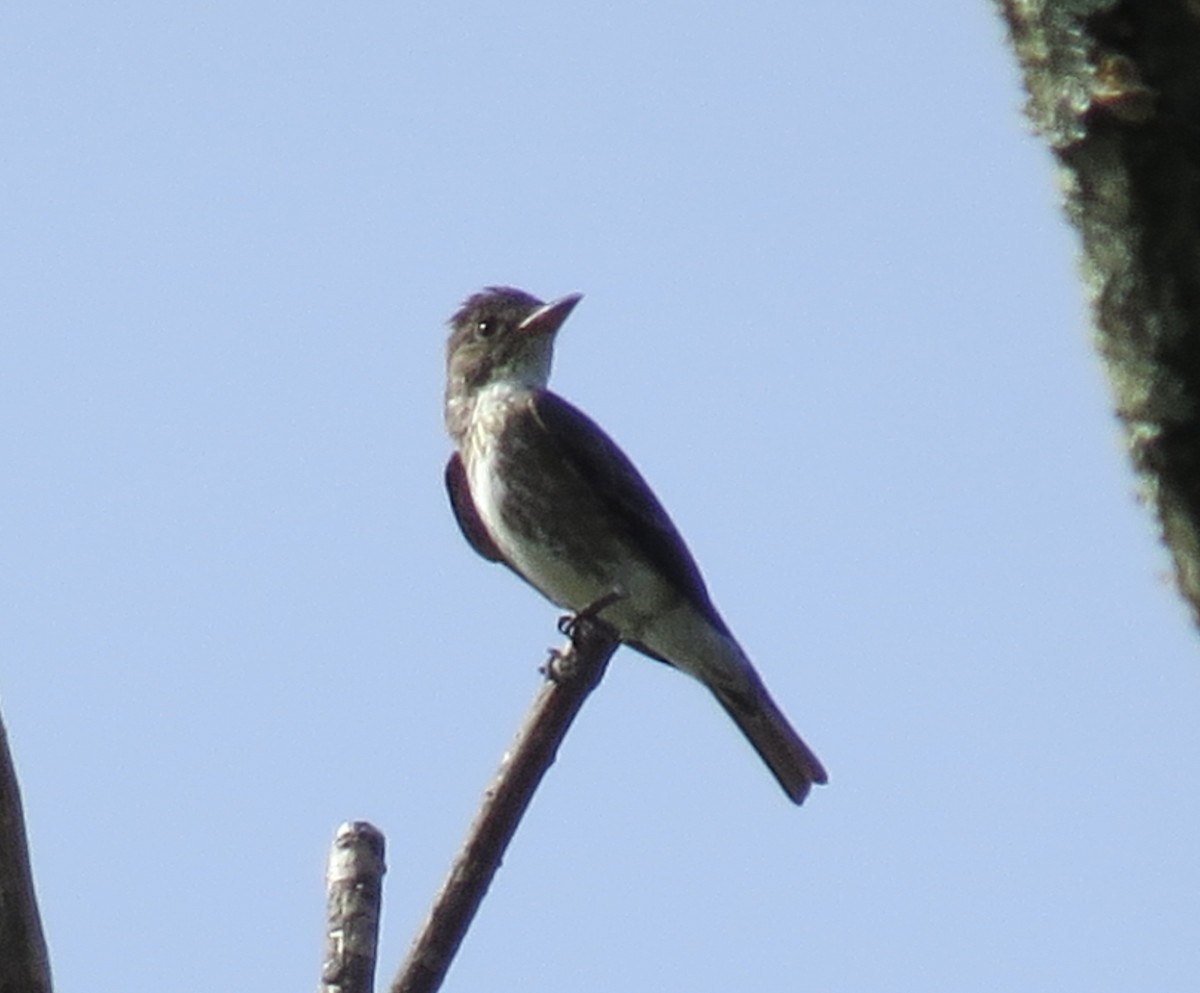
[{"xmin": 476, "ymin": 319, "xmax": 497, "ymax": 339}]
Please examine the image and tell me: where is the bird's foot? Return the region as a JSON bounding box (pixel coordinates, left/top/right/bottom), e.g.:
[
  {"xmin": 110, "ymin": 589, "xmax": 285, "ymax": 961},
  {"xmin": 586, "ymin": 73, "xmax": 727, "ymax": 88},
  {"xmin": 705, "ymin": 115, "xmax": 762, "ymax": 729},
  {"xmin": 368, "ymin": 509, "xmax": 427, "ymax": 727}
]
[
  {"xmin": 556, "ymin": 590, "xmax": 623, "ymax": 641},
  {"xmin": 544, "ymin": 591, "xmax": 623, "ymax": 681}
]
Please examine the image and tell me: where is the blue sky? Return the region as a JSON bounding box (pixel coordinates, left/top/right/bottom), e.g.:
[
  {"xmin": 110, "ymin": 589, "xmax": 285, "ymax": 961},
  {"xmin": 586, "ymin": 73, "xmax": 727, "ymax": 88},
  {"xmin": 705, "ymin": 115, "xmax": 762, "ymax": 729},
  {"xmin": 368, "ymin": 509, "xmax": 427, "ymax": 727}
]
[{"xmin": 4, "ymin": 2, "xmax": 1199, "ymax": 990}]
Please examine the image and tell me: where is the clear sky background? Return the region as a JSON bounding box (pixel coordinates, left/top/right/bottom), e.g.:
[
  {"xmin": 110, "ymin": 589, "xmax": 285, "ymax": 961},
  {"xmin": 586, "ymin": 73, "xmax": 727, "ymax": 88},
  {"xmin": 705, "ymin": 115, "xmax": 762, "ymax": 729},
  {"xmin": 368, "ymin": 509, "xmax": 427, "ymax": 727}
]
[{"xmin": 4, "ymin": 3, "xmax": 1199, "ymax": 991}]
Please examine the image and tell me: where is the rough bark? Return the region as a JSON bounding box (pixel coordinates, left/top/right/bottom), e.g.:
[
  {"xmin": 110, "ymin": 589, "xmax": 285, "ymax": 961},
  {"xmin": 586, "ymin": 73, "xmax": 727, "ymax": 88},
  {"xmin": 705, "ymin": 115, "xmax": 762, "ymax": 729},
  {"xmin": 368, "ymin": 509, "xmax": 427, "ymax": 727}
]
[
  {"xmin": 318, "ymin": 821, "xmax": 386, "ymax": 993},
  {"xmin": 998, "ymin": 0, "xmax": 1200, "ymax": 625}
]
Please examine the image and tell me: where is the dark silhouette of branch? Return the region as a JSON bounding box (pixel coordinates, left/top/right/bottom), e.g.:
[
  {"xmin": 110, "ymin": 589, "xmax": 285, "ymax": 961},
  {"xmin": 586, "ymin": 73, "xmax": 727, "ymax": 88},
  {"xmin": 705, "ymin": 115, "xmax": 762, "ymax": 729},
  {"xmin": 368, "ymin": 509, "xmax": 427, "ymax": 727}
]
[
  {"xmin": 318, "ymin": 821, "xmax": 386, "ymax": 993},
  {"xmin": 0, "ymin": 708, "xmax": 52, "ymax": 993},
  {"xmin": 998, "ymin": 0, "xmax": 1200, "ymax": 626},
  {"xmin": 389, "ymin": 613, "xmax": 620, "ymax": 993}
]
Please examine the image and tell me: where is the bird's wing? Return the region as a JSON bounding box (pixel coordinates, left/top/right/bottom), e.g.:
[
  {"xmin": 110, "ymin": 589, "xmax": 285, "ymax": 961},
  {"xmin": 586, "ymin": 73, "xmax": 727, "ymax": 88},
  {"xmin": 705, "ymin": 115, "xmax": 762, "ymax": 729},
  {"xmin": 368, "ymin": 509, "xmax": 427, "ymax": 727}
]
[
  {"xmin": 531, "ymin": 391, "xmax": 730, "ymax": 637},
  {"xmin": 445, "ymin": 451, "xmax": 507, "ymax": 563}
]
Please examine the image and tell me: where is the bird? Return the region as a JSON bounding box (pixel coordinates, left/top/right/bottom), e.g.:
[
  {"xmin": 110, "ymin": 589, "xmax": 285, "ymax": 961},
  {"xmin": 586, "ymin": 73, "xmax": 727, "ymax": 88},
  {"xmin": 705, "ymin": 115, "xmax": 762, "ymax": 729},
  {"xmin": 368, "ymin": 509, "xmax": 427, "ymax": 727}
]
[{"xmin": 443, "ymin": 286, "xmax": 827, "ymax": 804}]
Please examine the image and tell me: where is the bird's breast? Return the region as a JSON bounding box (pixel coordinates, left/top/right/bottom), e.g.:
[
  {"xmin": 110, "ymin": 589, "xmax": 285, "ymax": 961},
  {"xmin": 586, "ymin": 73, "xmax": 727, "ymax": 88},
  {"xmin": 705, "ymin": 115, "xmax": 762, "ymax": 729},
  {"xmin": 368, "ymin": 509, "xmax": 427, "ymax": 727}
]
[{"xmin": 461, "ymin": 387, "xmax": 674, "ymax": 628}]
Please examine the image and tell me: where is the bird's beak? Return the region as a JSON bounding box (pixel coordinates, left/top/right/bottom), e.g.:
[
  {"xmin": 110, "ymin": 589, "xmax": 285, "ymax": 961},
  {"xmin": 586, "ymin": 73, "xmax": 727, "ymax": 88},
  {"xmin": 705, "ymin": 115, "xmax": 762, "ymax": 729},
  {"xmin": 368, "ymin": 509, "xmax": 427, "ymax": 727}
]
[{"xmin": 519, "ymin": 293, "xmax": 583, "ymax": 337}]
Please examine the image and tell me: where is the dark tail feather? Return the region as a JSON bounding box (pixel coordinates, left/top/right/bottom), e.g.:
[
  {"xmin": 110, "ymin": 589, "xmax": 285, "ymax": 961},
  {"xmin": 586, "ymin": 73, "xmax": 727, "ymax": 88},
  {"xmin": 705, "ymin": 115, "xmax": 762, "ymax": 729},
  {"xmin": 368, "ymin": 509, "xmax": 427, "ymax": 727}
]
[{"xmin": 712, "ymin": 675, "xmax": 828, "ymax": 805}]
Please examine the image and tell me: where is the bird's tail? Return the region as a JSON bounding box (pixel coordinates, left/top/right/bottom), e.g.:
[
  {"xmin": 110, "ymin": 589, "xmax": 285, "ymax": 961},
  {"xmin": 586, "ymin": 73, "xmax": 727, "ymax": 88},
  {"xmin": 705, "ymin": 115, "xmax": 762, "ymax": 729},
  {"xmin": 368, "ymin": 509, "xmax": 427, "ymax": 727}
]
[{"xmin": 710, "ymin": 668, "xmax": 827, "ymax": 805}]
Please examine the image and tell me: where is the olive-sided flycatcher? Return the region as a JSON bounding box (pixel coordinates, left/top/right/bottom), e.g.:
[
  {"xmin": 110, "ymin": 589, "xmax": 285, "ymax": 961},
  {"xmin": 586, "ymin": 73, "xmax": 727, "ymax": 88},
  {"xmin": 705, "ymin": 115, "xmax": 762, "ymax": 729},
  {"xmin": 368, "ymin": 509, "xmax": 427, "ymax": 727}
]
[{"xmin": 443, "ymin": 286, "xmax": 827, "ymax": 804}]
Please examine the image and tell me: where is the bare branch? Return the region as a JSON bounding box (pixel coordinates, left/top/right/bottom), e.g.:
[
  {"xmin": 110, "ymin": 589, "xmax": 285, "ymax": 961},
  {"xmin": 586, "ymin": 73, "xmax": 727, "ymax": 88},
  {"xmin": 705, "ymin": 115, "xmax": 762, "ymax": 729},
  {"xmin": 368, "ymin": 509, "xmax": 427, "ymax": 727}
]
[
  {"xmin": 318, "ymin": 821, "xmax": 386, "ymax": 993},
  {"xmin": 0, "ymin": 708, "xmax": 52, "ymax": 993},
  {"xmin": 389, "ymin": 614, "xmax": 620, "ymax": 993}
]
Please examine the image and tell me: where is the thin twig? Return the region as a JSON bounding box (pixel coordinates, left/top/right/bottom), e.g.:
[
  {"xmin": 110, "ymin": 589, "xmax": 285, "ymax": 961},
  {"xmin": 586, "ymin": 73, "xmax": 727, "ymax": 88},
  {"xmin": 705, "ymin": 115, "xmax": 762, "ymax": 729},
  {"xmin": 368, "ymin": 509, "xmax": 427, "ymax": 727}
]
[
  {"xmin": 318, "ymin": 821, "xmax": 386, "ymax": 993},
  {"xmin": 0, "ymin": 707, "xmax": 53, "ymax": 993},
  {"xmin": 389, "ymin": 613, "xmax": 620, "ymax": 993}
]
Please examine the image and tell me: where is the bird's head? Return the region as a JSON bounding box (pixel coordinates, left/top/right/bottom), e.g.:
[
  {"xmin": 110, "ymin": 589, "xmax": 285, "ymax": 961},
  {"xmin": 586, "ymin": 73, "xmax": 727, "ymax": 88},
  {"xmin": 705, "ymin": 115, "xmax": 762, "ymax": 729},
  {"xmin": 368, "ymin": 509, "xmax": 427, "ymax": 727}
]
[{"xmin": 444, "ymin": 286, "xmax": 582, "ymax": 436}]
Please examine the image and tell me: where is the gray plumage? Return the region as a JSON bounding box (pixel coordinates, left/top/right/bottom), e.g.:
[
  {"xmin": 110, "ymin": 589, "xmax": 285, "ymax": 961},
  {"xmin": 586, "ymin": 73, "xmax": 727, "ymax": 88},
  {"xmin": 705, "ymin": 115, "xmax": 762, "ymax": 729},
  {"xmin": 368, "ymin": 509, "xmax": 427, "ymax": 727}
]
[{"xmin": 444, "ymin": 287, "xmax": 827, "ymax": 803}]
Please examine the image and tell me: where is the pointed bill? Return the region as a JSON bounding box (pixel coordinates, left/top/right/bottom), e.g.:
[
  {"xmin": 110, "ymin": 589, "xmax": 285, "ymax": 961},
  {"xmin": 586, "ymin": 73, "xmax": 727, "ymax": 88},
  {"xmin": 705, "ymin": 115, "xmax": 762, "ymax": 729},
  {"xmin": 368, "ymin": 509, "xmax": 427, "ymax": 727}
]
[{"xmin": 518, "ymin": 293, "xmax": 583, "ymax": 337}]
